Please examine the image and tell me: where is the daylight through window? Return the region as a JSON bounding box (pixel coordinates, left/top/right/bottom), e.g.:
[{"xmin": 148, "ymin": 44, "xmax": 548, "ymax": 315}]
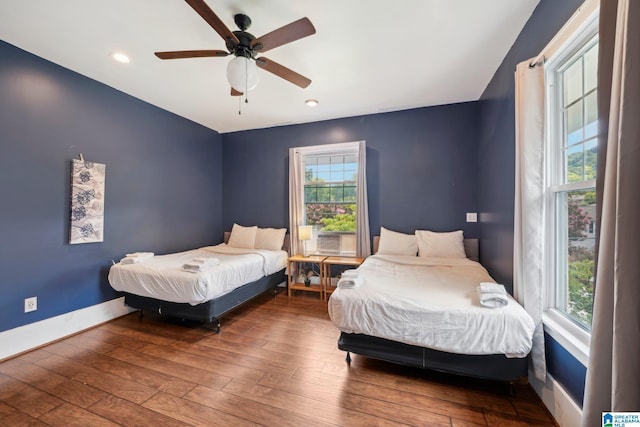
[
  {"xmin": 304, "ymin": 154, "xmax": 357, "ymax": 231},
  {"xmin": 547, "ymin": 33, "xmax": 598, "ymax": 330}
]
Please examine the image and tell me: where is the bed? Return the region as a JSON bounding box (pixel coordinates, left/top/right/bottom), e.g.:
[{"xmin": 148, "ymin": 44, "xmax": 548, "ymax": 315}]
[
  {"xmin": 328, "ymin": 231, "xmax": 535, "ymax": 382},
  {"xmin": 108, "ymin": 227, "xmax": 289, "ymax": 332}
]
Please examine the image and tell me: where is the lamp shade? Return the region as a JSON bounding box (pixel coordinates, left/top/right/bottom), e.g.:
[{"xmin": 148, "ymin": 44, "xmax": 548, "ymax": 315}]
[
  {"xmin": 298, "ymin": 225, "xmax": 312, "ymax": 241},
  {"xmin": 226, "ymin": 56, "xmax": 259, "ymax": 93}
]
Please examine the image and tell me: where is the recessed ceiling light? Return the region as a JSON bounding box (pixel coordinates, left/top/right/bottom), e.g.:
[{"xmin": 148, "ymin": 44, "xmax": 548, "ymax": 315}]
[
  {"xmin": 305, "ymin": 99, "xmax": 319, "ymax": 107},
  {"xmin": 111, "ymin": 52, "xmax": 130, "ymax": 64}
]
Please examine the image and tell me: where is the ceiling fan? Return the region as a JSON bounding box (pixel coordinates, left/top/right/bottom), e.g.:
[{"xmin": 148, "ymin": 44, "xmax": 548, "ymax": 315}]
[{"xmin": 155, "ymin": 0, "xmax": 316, "ymax": 96}]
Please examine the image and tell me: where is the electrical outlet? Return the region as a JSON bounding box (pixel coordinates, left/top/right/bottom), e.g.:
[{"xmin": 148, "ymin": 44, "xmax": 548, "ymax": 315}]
[
  {"xmin": 466, "ymin": 212, "xmax": 478, "ymax": 222},
  {"xmin": 24, "ymin": 296, "xmax": 37, "ymax": 313}
]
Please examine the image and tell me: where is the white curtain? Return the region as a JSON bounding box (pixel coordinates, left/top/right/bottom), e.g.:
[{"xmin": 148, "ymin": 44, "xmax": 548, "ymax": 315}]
[
  {"xmin": 582, "ymin": 0, "xmax": 640, "ymax": 424},
  {"xmin": 356, "ymin": 141, "xmax": 371, "ymax": 258},
  {"xmin": 513, "ymin": 59, "xmax": 547, "ymax": 381},
  {"xmin": 288, "ymin": 147, "xmax": 305, "ymax": 256},
  {"xmin": 289, "ymin": 141, "xmax": 371, "ymax": 257}
]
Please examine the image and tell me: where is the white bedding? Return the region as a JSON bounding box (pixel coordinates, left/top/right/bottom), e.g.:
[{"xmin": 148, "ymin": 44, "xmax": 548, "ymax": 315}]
[
  {"xmin": 108, "ymin": 243, "xmax": 287, "ymax": 305},
  {"xmin": 328, "ymin": 255, "xmax": 535, "ymax": 357}
]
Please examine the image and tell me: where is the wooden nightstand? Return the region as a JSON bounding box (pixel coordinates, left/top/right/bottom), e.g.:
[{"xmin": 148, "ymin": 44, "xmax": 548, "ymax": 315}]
[
  {"xmin": 321, "ymin": 256, "xmax": 365, "ymax": 300},
  {"xmin": 287, "ymin": 255, "xmax": 327, "ymax": 298}
]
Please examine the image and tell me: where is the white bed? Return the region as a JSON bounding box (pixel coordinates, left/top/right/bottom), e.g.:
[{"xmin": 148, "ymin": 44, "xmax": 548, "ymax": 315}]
[
  {"xmin": 108, "ymin": 225, "xmax": 289, "ymax": 332},
  {"xmin": 328, "ymin": 254, "xmax": 535, "ymax": 357},
  {"xmin": 109, "ymin": 243, "xmax": 287, "ymax": 305}
]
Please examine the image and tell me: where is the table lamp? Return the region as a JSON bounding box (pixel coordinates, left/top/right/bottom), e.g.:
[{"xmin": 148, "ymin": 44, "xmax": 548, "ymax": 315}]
[{"xmin": 298, "ymin": 225, "xmax": 312, "ymax": 257}]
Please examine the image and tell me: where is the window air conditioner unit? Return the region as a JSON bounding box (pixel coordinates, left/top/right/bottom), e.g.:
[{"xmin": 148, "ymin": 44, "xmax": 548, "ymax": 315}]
[{"xmin": 316, "ymin": 233, "xmax": 341, "ymax": 254}]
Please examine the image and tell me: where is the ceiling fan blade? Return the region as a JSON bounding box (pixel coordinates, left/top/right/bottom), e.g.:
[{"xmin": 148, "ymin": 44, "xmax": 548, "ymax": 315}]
[
  {"xmin": 256, "ymin": 57, "xmax": 311, "ymax": 88},
  {"xmin": 185, "ymin": 0, "xmax": 239, "ymax": 46},
  {"xmin": 155, "ymin": 50, "xmax": 229, "ymax": 59},
  {"xmin": 251, "ymin": 17, "xmax": 316, "ymax": 53},
  {"xmin": 230, "ymin": 88, "xmax": 243, "ymax": 96}
]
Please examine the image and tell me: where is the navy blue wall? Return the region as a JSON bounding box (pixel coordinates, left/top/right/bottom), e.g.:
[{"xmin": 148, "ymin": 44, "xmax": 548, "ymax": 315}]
[
  {"xmin": 477, "ymin": 0, "xmax": 584, "ymax": 287},
  {"xmin": 222, "ymin": 102, "xmax": 480, "ymax": 241},
  {"xmin": 476, "ymin": 0, "xmax": 586, "ymax": 408},
  {"xmin": 0, "ymin": 41, "xmax": 223, "ymax": 332},
  {"xmin": 545, "ymin": 333, "xmax": 587, "ymax": 406}
]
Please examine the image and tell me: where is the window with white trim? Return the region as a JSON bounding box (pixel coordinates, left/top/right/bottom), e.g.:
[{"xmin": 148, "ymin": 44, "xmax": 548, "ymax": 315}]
[
  {"xmin": 298, "ymin": 146, "xmax": 360, "ymax": 256},
  {"xmin": 304, "ymin": 153, "xmax": 357, "ymax": 231},
  {"xmin": 545, "ymin": 17, "xmax": 598, "ymax": 332}
]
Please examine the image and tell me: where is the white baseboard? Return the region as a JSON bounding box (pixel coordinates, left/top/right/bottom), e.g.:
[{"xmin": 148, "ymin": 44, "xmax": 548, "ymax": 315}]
[
  {"xmin": 0, "ymin": 297, "xmax": 134, "ymax": 361},
  {"xmin": 530, "ymin": 371, "xmax": 583, "ymax": 426}
]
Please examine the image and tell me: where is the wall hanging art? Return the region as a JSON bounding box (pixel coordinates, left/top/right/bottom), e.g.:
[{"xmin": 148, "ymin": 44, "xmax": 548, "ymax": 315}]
[{"xmin": 69, "ymin": 157, "xmax": 105, "ymax": 244}]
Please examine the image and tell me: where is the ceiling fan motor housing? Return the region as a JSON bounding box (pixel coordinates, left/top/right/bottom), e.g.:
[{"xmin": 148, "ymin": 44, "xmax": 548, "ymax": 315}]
[
  {"xmin": 231, "ymin": 30, "xmax": 256, "ymax": 58},
  {"xmin": 228, "ymin": 14, "xmax": 262, "ymax": 58}
]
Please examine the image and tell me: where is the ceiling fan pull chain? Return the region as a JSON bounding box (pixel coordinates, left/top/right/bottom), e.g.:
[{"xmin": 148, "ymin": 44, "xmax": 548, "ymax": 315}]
[
  {"xmin": 238, "ymin": 95, "xmax": 242, "ymax": 115},
  {"xmin": 244, "ymin": 57, "xmax": 249, "ymax": 104}
]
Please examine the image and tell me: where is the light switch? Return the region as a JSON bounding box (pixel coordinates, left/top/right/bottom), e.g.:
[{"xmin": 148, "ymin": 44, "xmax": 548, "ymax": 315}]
[{"xmin": 466, "ymin": 212, "xmax": 477, "ymax": 223}]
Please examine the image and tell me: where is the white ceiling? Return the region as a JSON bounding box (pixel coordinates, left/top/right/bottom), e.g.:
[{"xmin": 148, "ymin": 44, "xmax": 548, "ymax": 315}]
[{"xmin": 0, "ymin": 0, "xmax": 539, "ymax": 134}]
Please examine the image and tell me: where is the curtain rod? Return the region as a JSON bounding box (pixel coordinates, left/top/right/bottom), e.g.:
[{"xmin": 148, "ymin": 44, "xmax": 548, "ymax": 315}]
[{"xmin": 528, "ymin": 0, "xmax": 599, "ymax": 68}]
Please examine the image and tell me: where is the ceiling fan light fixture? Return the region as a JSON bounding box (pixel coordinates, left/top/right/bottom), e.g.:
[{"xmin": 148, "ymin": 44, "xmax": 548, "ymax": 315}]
[
  {"xmin": 305, "ymin": 99, "xmax": 319, "ymax": 107},
  {"xmin": 227, "ymin": 56, "xmax": 259, "ymax": 93}
]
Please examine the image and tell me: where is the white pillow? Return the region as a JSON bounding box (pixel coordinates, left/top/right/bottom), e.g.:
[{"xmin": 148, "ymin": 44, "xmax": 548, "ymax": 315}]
[
  {"xmin": 227, "ymin": 223, "xmax": 258, "ymax": 249},
  {"xmin": 377, "ymin": 227, "xmax": 418, "ymax": 256},
  {"xmin": 254, "ymin": 227, "xmax": 287, "ymax": 251},
  {"xmin": 415, "ymin": 230, "xmax": 466, "ymax": 258}
]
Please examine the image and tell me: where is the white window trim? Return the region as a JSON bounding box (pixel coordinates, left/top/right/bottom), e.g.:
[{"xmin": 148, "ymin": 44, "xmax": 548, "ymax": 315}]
[
  {"xmin": 549, "ymin": 179, "xmax": 596, "ymax": 193},
  {"xmin": 543, "ymin": 310, "xmax": 590, "ymax": 366},
  {"xmin": 541, "ymin": 1, "xmax": 599, "ymax": 366},
  {"xmin": 293, "ymin": 141, "xmax": 364, "ymax": 257},
  {"xmin": 294, "ymin": 141, "xmax": 360, "ymax": 156}
]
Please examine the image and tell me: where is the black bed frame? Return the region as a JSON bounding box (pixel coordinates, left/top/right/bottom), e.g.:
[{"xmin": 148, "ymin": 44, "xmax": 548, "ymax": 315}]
[
  {"xmin": 335, "ymin": 237, "xmax": 529, "ymax": 383},
  {"xmin": 123, "ymin": 268, "xmax": 285, "ymax": 332},
  {"xmin": 338, "ymin": 332, "xmax": 528, "ymax": 382},
  {"xmin": 121, "ymin": 231, "xmax": 289, "ymax": 332}
]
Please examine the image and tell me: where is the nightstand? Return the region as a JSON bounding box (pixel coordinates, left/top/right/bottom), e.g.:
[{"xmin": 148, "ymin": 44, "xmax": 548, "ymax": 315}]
[
  {"xmin": 321, "ymin": 256, "xmax": 365, "ymax": 300},
  {"xmin": 287, "ymin": 255, "xmax": 327, "ymax": 297}
]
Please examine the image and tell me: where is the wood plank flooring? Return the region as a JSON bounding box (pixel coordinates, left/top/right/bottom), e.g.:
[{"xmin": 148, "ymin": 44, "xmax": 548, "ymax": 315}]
[{"xmin": 0, "ymin": 291, "xmax": 557, "ymax": 426}]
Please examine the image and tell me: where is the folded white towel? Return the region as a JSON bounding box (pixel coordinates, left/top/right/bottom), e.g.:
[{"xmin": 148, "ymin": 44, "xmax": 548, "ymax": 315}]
[
  {"xmin": 338, "ymin": 276, "xmax": 363, "ymax": 289},
  {"xmin": 120, "ymin": 252, "xmax": 154, "ymax": 264},
  {"xmin": 181, "ymin": 257, "xmax": 219, "ymax": 273},
  {"xmin": 477, "ymin": 282, "xmax": 508, "ymax": 307},
  {"xmin": 479, "ymin": 282, "xmax": 507, "ymax": 295},
  {"xmin": 479, "ymin": 292, "xmax": 509, "ymax": 308}
]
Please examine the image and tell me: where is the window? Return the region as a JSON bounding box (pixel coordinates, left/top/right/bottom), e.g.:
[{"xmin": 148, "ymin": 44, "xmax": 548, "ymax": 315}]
[
  {"xmin": 545, "ymin": 21, "xmax": 598, "ymax": 331},
  {"xmin": 304, "ymin": 154, "xmax": 357, "ymax": 229},
  {"xmin": 289, "ymin": 141, "xmax": 369, "ymax": 257},
  {"xmin": 304, "ymin": 153, "xmax": 357, "ymax": 255}
]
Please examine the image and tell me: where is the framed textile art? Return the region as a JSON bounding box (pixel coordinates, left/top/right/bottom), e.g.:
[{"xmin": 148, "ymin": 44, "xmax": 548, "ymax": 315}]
[{"xmin": 69, "ymin": 159, "xmax": 105, "ymax": 244}]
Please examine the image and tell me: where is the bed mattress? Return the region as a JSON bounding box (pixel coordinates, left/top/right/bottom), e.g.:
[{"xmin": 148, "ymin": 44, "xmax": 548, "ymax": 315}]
[
  {"xmin": 108, "ymin": 244, "xmax": 287, "ymax": 305},
  {"xmin": 328, "ymin": 255, "xmax": 535, "ymax": 357}
]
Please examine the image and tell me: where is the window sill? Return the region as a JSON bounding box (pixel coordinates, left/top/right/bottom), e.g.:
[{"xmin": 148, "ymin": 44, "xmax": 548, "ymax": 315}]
[
  {"xmin": 543, "ymin": 310, "xmax": 590, "ymax": 366},
  {"xmin": 313, "ymin": 252, "xmax": 356, "ymax": 257}
]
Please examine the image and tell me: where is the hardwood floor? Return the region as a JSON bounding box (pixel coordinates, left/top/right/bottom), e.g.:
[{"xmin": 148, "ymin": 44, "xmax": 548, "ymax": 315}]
[{"xmin": 0, "ymin": 291, "xmax": 557, "ymax": 426}]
